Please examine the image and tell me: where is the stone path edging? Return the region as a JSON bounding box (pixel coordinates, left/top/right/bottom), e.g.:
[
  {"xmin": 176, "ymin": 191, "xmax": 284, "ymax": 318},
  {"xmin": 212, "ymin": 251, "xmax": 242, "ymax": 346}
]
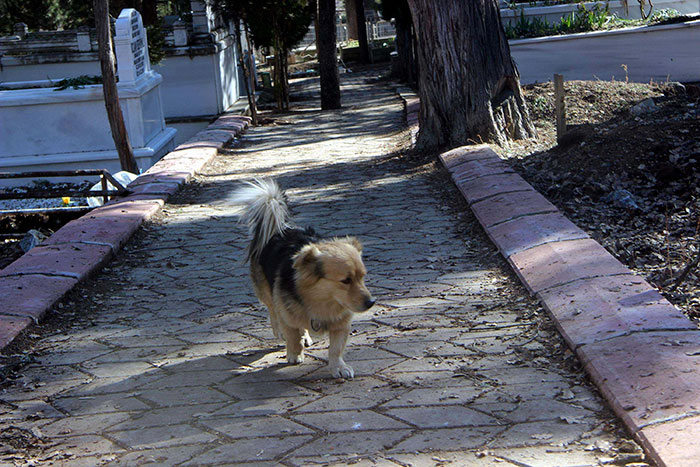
[
  {"xmin": 0, "ymin": 114, "xmax": 251, "ymax": 351},
  {"xmin": 397, "ymin": 90, "xmax": 700, "ymax": 467},
  {"xmin": 397, "ymin": 86, "xmax": 419, "ymax": 145}
]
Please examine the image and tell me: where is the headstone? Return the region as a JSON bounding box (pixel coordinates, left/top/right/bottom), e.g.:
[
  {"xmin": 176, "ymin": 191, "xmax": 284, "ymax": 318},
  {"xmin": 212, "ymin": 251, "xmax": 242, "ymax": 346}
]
[
  {"xmin": 173, "ymin": 20, "xmax": 188, "ymax": 46},
  {"xmin": 114, "ymin": 9, "xmax": 151, "ymax": 84},
  {"xmin": 191, "ymin": 0, "xmax": 214, "ymax": 34},
  {"xmin": 76, "ymin": 26, "xmax": 91, "ymax": 52},
  {"xmin": 13, "ymin": 23, "xmax": 28, "ymax": 39}
]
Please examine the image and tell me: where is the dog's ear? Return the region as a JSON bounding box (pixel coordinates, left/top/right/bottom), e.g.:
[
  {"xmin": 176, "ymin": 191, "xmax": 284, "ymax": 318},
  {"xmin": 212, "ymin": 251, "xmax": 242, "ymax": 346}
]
[
  {"xmin": 293, "ymin": 245, "xmax": 321, "ymax": 272},
  {"xmin": 346, "ymin": 236, "xmax": 363, "ymax": 253}
]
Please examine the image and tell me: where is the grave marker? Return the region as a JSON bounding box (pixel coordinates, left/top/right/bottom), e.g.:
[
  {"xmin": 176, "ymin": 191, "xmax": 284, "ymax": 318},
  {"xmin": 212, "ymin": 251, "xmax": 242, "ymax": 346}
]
[{"xmin": 114, "ymin": 9, "xmax": 150, "ymax": 84}]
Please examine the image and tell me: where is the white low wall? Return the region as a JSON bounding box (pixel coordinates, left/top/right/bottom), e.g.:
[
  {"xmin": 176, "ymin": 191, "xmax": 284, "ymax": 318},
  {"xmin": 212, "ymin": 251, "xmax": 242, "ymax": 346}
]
[
  {"xmin": 512, "ymin": 19, "xmax": 700, "ymax": 84},
  {"xmin": 0, "ymin": 43, "xmax": 244, "ymax": 120},
  {"xmin": 0, "ymin": 71, "xmax": 176, "ymax": 178},
  {"xmin": 501, "ymin": 0, "xmax": 700, "ymax": 25}
]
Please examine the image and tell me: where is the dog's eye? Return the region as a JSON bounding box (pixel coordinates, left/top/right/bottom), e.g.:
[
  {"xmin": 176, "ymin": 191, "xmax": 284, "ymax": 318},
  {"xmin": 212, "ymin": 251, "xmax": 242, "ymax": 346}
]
[{"xmin": 341, "ymin": 277, "xmax": 352, "ymax": 285}]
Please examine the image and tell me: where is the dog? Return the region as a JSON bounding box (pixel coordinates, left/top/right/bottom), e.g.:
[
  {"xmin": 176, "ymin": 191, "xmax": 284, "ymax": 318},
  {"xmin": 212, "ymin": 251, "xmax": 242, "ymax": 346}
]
[{"xmin": 233, "ymin": 179, "xmax": 375, "ymax": 379}]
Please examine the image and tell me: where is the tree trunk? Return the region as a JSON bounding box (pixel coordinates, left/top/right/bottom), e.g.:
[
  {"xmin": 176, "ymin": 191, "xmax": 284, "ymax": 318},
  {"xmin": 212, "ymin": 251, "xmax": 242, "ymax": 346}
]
[
  {"xmin": 282, "ymin": 51, "xmax": 290, "ymax": 109},
  {"xmin": 94, "ymin": 0, "xmax": 139, "ymax": 173},
  {"xmin": 318, "ymin": 0, "xmax": 341, "ymax": 110},
  {"xmin": 243, "ymin": 23, "xmax": 258, "ymax": 123},
  {"xmin": 138, "ymin": 0, "xmax": 158, "ymax": 25},
  {"xmin": 406, "ymin": 0, "xmax": 535, "ymax": 149},
  {"xmin": 274, "ymin": 49, "xmax": 283, "ymax": 110},
  {"xmin": 273, "ymin": 39, "xmax": 288, "ymax": 110},
  {"xmin": 354, "ymin": 0, "xmax": 370, "ymax": 63},
  {"xmin": 411, "ymin": 24, "xmax": 420, "ymax": 87},
  {"xmin": 310, "ymin": 0, "xmax": 320, "ymax": 47},
  {"xmin": 393, "ymin": 0, "xmax": 416, "ymax": 85},
  {"xmin": 270, "ymin": 6, "xmax": 290, "ymax": 113},
  {"xmin": 233, "ymin": 17, "xmax": 257, "ymax": 125},
  {"xmin": 345, "ymin": 0, "xmax": 358, "ymax": 39}
]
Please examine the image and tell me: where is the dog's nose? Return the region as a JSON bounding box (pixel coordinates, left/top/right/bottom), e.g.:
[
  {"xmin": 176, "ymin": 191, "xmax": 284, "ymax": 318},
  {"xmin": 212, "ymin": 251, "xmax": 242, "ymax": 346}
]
[{"xmin": 364, "ymin": 298, "xmax": 376, "ymax": 310}]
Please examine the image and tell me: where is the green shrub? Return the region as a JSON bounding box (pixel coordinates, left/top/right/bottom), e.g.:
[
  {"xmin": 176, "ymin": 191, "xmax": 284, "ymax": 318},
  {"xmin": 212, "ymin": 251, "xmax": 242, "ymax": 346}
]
[
  {"xmin": 505, "ymin": 4, "xmax": 611, "ymax": 39},
  {"xmin": 504, "ymin": 4, "xmax": 682, "ymax": 40},
  {"xmin": 53, "ymin": 75, "xmax": 102, "ymax": 90}
]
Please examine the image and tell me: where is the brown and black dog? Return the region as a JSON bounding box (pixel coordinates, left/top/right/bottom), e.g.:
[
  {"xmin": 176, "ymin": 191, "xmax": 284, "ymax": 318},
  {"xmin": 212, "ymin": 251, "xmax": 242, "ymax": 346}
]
[{"xmin": 233, "ymin": 179, "xmax": 375, "ymax": 379}]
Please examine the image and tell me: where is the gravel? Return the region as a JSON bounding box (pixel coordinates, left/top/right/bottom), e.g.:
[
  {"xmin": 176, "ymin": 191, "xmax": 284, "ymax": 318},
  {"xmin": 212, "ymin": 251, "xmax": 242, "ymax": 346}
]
[{"xmin": 0, "ymin": 183, "xmax": 90, "ymax": 213}]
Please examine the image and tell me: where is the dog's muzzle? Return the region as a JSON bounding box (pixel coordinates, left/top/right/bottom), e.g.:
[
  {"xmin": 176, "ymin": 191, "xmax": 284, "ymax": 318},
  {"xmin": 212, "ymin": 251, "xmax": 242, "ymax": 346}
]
[{"xmin": 362, "ymin": 297, "xmax": 376, "ymax": 311}]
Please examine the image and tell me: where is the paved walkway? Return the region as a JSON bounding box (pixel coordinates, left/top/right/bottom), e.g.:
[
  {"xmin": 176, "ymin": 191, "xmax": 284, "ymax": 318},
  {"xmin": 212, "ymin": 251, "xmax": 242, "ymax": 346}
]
[{"xmin": 1, "ymin": 75, "xmax": 645, "ymax": 466}]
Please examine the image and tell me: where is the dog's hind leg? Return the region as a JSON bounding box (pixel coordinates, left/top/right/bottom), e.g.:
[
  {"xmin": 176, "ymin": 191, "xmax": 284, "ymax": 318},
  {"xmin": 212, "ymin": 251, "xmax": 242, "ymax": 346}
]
[
  {"xmin": 301, "ymin": 329, "xmax": 313, "ymax": 347},
  {"xmin": 281, "ymin": 323, "xmax": 305, "ymax": 364},
  {"xmin": 251, "ymin": 264, "xmax": 284, "ymax": 341},
  {"xmin": 327, "ymin": 325, "xmax": 353, "ymax": 379},
  {"xmin": 268, "ymin": 307, "xmax": 284, "ymax": 341}
]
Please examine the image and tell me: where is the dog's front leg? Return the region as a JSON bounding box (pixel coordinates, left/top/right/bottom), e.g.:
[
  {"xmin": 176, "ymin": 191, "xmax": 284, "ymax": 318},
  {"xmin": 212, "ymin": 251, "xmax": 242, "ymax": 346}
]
[{"xmin": 328, "ymin": 325, "xmax": 353, "ymax": 379}]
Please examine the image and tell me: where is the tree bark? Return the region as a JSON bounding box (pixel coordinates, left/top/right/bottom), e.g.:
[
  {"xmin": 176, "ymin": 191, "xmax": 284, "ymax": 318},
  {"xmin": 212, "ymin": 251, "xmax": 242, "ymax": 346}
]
[
  {"xmin": 274, "ymin": 47, "xmax": 283, "ymax": 110},
  {"xmin": 94, "ymin": 0, "xmax": 139, "ymax": 173},
  {"xmin": 243, "ymin": 23, "xmax": 258, "ymax": 123},
  {"xmin": 272, "ymin": 38, "xmax": 290, "ymax": 111},
  {"xmin": 345, "ymin": 0, "xmax": 358, "ymax": 39},
  {"xmin": 318, "ymin": 0, "xmax": 341, "ymax": 110},
  {"xmin": 234, "ymin": 17, "xmax": 257, "ymax": 125},
  {"xmin": 310, "ymin": 0, "xmax": 320, "ymax": 47},
  {"xmin": 269, "ymin": 6, "xmax": 291, "ymax": 112},
  {"xmin": 282, "ymin": 51, "xmax": 290, "ymax": 109},
  {"xmin": 392, "ymin": 0, "xmax": 416, "ymax": 85},
  {"xmin": 354, "ymin": 0, "xmax": 370, "ymax": 63},
  {"xmin": 406, "ymin": 0, "xmax": 536, "ymax": 149}
]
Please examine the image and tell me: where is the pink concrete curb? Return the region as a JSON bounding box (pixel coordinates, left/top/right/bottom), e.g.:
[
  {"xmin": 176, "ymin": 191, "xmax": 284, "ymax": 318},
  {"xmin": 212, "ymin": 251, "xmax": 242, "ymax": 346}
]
[
  {"xmin": 470, "ymin": 190, "xmax": 558, "ymax": 227},
  {"xmin": 0, "ymin": 114, "xmax": 251, "ymax": 350},
  {"xmin": 638, "ymin": 415, "xmax": 700, "ymax": 467},
  {"xmin": 396, "ymin": 91, "xmax": 700, "ymax": 467},
  {"xmin": 438, "ymin": 144, "xmax": 700, "ymax": 467},
  {"xmin": 0, "ymin": 315, "xmax": 33, "ymax": 349},
  {"xmin": 0, "ymin": 275, "xmax": 78, "ymax": 321},
  {"xmin": 0, "ymin": 242, "xmax": 114, "ymax": 282},
  {"xmin": 397, "ymin": 87, "xmax": 419, "ymax": 144}
]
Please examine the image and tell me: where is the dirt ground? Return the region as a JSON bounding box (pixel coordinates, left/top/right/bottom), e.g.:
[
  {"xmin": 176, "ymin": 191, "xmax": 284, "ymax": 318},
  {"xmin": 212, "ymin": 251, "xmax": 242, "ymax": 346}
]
[
  {"xmin": 498, "ymin": 79, "xmax": 700, "ymax": 324},
  {"xmin": 0, "ymin": 238, "xmax": 23, "ymax": 270},
  {"xmin": 0, "ymin": 210, "xmax": 87, "ymax": 269}
]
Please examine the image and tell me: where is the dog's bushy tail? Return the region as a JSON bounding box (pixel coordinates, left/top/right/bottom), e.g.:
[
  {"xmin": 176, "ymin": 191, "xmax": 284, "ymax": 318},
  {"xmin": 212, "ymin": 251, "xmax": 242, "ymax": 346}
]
[{"xmin": 232, "ymin": 178, "xmax": 291, "ymax": 262}]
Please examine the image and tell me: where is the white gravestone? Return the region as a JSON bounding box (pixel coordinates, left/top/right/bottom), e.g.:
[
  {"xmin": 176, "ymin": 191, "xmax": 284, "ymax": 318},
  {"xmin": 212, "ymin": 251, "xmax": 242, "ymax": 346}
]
[{"xmin": 114, "ymin": 9, "xmax": 151, "ymax": 83}]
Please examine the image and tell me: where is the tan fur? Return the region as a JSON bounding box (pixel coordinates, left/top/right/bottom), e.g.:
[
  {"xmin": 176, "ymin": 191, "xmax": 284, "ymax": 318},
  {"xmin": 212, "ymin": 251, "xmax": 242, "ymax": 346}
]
[{"xmin": 251, "ymin": 236, "xmax": 373, "ymax": 378}]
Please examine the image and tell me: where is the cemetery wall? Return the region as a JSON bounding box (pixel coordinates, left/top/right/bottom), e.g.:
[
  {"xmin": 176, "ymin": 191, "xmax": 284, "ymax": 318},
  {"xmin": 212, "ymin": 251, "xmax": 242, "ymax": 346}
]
[{"xmin": 0, "ymin": 7, "xmax": 247, "ymax": 121}]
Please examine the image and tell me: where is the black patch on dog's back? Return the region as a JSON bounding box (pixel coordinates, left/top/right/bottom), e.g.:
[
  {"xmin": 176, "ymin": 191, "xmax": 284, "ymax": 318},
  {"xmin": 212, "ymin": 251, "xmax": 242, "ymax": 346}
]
[{"xmin": 259, "ymin": 227, "xmax": 320, "ymax": 303}]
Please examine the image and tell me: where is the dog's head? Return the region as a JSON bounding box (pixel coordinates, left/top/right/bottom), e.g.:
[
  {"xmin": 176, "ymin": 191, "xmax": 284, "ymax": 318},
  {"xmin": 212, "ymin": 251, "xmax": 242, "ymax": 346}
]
[{"xmin": 293, "ymin": 237, "xmax": 375, "ymax": 313}]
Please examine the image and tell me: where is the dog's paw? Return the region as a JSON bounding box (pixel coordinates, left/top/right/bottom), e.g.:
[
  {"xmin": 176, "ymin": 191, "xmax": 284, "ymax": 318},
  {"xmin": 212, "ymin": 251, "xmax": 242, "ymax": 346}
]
[
  {"xmin": 329, "ymin": 363, "xmax": 354, "ymax": 379},
  {"xmin": 302, "ymin": 331, "xmax": 313, "ymax": 348},
  {"xmin": 287, "ymin": 353, "xmax": 305, "ymax": 364}
]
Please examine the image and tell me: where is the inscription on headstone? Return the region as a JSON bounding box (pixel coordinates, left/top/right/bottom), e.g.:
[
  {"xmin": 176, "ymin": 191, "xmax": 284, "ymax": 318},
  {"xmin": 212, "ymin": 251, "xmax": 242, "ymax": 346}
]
[{"xmin": 114, "ymin": 9, "xmax": 151, "ymax": 83}]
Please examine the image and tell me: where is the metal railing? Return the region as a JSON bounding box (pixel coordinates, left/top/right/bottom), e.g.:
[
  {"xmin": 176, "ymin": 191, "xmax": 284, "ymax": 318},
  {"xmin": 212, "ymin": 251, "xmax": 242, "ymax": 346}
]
[{"xmin": 0, "ymin": 169, "xmax": 130, "ymax": 207}]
